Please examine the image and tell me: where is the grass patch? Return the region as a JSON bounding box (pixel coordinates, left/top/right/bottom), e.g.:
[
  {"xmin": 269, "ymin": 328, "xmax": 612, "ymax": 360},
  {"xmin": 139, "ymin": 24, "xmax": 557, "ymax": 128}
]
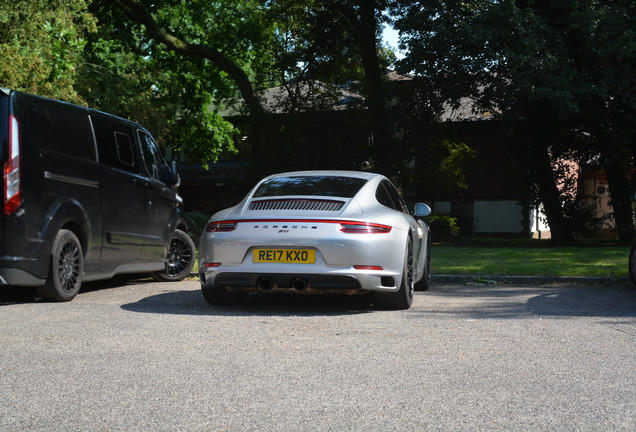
[
  {"xmin": 192, "ymin": 238, "xmax": 631, "ymax": 278},
  {"xmin": 432, "ymin": 243, "xmax": 630, "ymax": 278}
]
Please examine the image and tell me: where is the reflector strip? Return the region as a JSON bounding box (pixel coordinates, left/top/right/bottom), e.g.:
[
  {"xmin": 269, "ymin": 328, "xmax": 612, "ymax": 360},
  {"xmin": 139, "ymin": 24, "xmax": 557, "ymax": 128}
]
[{"xmin": 354, "ymin": 265, "xmax": 384, "ymax": 271}]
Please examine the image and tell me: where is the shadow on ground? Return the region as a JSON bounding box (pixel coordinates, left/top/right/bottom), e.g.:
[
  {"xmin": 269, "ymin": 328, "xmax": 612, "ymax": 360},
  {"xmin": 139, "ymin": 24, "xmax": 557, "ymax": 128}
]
[
  {"xmin": 121, "ymin": 288, "xmax": 376, "ymax": 317},
  {"xmin": 0, "ymin": 275, "xmax": 155, "ymax": 305},
  {"xmin": 421, "ymin": 283, "xmax": 636, "ymax": 319},
  {"xmin": 526, "ymin": 285, "xmax": 636, "ymax": 317}
]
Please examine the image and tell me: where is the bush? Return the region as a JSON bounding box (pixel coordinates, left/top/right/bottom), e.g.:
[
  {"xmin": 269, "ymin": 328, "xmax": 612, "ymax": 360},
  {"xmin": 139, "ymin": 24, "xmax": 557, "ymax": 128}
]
[
  {"xmin": 423, "ymin": 215, "xmax": 460, "ymax": 242},
  {"xmin": 185, "ymin": 211, "xmax": 209, "ymax": 243}
]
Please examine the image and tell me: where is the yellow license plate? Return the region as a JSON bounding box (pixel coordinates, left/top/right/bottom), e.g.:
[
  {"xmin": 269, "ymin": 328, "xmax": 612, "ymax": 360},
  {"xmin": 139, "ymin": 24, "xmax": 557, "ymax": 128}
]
[{"xmin": 252, "ymin": 249, "xmax": 316, "ymax": 264}]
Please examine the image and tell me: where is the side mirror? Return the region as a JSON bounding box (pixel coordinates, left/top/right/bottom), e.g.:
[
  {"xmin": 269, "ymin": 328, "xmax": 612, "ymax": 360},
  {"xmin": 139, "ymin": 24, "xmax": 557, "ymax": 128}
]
[
  {"xmin": 414, "ymin": 203, "xmax": 431, "ymax": 218},
  {"xmin": 170, "ymin": 161, "xmax": 181, "ymax": 188}
]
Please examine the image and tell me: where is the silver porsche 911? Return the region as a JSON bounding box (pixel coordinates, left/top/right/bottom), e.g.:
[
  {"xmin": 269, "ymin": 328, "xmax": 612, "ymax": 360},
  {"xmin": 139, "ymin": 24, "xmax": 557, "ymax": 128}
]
[{"xmin": 198, "ymin": 171, "xmax": 432, "ymax": 310}]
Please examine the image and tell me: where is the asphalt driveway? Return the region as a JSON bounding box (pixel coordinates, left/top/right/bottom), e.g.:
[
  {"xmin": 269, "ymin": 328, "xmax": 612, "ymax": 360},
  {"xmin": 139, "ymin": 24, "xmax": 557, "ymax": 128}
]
[{"xmin": 1, "ymin": 279, "xmax": 635, "ymax": 431}]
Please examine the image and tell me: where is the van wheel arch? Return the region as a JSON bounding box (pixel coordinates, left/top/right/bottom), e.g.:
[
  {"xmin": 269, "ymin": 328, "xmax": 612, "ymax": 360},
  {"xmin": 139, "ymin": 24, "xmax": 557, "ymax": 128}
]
[
  {"xmin": 60, "ymin": 221, "xmax": 87, "ymax": 257},
  {"xmin": 41, "ymin": 201, "xmax": 91, "ymax": 259}
]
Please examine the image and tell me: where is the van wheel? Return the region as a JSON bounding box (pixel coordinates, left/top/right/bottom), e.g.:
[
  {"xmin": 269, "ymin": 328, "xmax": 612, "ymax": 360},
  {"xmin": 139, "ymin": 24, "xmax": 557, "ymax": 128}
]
[
  {"xmin": 37, "ymin": 229, "xmax": 83, "ymax": 302},
  {"xmin": 152, "ymin": 229, "xmax": 195, "ymax": 282}
]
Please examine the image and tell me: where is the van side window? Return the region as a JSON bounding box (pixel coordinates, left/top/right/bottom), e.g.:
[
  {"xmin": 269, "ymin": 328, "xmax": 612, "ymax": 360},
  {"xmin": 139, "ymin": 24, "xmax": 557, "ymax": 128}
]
[
  {"xmin": 23, "ymin": 98, "xmax": 95, "ymax": 161},
  {"xmin": 91, "ymin": 115, "xmax": 138, "ymax": 174},
  {"xmin": 138, "ymin": 131, "xmax": 170, "ymax": 184},
  {"xmin": 114, "ymin": 132, "xmax": 134, "ymax": 166}
]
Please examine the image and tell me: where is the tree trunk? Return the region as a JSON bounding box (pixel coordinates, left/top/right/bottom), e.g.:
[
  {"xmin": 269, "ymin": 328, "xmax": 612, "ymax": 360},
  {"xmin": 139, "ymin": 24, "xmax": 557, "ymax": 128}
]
[
  {"xmin": 603, "ymin": 156, "xmax": 635, "ymax": 245},
  {"xmin": 357, "ymin": 0, "xmax": 392, "ymax": 177},
  {"xmin": 523, "ymin": 123, "xmax": 576, "ymax": 245}
]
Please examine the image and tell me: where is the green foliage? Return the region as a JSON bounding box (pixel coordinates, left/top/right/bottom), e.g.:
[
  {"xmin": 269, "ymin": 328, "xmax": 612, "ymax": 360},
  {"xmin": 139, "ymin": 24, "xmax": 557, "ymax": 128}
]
[
  {"xmin": 402, "ymin": 139, "xmax": 476, "ymax": 192},
  {"xmin": 390, "ymin": 0, "xmax": 636, "ymax": 242},
  {"xmin": 391, "ymin": 0, "xmax": 635, "ymax": 127},
  {"xmin": 0, "ymin": 0, "xmax": 96, "ymax": 103},
  {"xmin": 77, "ymin": 2, "xmax": 245, "ymax": 164},
  {"xmin": 265, "ymin": 1, "xmax": 367, "ymax": 91},
  {"xmin": 184, "ymin": 211, "xmax": 209, "ymax": 244},
  {"xmin": 423, "ymin": 214, "xmax": 460, "ymax": 243},
  {"xmin": 81, "ymin": 1, "xmax": 397, "ymax": 165}
]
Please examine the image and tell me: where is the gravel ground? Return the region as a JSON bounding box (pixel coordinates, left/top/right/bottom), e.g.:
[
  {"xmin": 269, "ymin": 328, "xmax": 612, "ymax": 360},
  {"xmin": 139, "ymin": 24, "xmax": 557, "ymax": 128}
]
[{"xmin": 0, "ymin": 279, "xmax": 635, "ymax": 431}]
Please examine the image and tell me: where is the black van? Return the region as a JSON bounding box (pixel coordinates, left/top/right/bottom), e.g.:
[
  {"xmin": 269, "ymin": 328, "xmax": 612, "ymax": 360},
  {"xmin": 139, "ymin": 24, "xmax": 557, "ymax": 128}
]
[{"xmin": 0, "ymin": 89, "xmax": 195, "ymax": 301}]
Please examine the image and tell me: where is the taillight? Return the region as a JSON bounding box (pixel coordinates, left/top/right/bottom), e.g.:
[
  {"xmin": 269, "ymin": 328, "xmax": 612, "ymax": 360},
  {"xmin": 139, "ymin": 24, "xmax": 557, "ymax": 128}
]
[
  {"xmin": 4, "ymin": 114, "xmax": 21, "ymax": 215},
  {"xmin": 205, "ymin": 220, "xmax": 238, "ymax": 232},
  {"xmin": 339, "ymin": 222, "xmax": 391, "ymax": 233}
]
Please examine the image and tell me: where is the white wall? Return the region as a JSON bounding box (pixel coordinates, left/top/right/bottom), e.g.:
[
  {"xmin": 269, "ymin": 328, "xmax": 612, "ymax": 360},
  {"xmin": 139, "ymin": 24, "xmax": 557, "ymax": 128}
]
[
  {"xmin": 474, "ymin": 201, "xmax": 525, "ymax": 233},
  {"xmin": 432, "ymin": 200, "xmax": 547, "ymax": 236}
]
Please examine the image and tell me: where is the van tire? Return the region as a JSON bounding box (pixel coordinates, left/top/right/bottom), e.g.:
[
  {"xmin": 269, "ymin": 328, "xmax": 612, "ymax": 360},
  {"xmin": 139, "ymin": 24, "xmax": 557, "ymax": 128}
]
[
  {"xmin": 37, "ymin": 229, "xmax": 83, "ymax": 302},
  {"xmin": 152, "ymin": 229, "xmax": 195, "ymax": 282}
]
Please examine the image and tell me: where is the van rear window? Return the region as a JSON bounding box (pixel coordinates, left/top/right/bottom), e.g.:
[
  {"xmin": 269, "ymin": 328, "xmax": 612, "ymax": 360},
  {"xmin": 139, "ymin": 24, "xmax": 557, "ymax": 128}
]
[{"xmin": 22, "ymin": 97, "xmax": 95, "ymax": 161}]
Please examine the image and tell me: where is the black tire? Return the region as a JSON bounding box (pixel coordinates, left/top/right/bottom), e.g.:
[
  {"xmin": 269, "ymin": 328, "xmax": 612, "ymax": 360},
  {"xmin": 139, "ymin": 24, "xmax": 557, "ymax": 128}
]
[
  {"xmin": 415, "ymin": 231, "xmax": 431, "ymax": 291},
  {"xmin": 374, "ymin": 238, "xmax": 414, "ymax": 310},
  {"xmin": 629, "ymin": 245, "xmax": 636, "ymax": 288},
  {"xmin": 37, "ymin": 229, "xmax": 83, "ymax": 302},
  {"xmin": 201, "ymin": 284, "xmax": 249, "ymax": 306},
  {"xmin": 152, "ymin": 229, "xmax": 195, "ymax": 282}
]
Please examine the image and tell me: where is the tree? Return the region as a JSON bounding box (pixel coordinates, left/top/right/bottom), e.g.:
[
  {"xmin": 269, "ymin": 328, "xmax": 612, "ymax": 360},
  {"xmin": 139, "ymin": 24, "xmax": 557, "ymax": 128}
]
[
  {"xmin": 105, "ymin": 0, "xmax": 368, "ymax": 165},
  {"xmin": 390, "ymin": 0, "xmax": 636, "ymax": 244},
  {"xmin": 80, "ymin": 2, "xmax": 246, "ymax": 165},
  {"xmin": 107, "ymin": 0, "xmax": 403, "ymax": 174},
  {"xmin": 270, "ymin": 0, "xmax": 397, "ymax": 175},
  {"xmin": 0, "ymin": 0, "xmax": 96, "ymax": 104}
]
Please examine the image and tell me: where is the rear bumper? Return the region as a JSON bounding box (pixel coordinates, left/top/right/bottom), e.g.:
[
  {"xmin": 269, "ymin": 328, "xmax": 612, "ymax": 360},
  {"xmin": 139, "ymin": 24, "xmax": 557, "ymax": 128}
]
[
  {"xmin": 200, "ymin": 268, "xmax": 400, "ymax": 295},
  {"xmin": 0, "ymin": 266, "xmax": 46, "ymax": 286},
  {"xmin": 214, "ymin": 272, "xmax": 360, "ymax": 290}
]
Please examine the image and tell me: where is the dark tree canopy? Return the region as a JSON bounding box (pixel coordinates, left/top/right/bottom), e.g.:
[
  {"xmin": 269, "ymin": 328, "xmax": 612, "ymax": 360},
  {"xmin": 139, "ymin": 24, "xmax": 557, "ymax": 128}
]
[{"xmin": 391, "ymin": 0, "xmax": 636, "ymax": 243}]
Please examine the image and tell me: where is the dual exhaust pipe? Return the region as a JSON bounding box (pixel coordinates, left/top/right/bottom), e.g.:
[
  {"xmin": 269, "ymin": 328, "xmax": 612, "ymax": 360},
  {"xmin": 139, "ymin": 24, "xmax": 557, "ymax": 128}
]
[{"xmin": 257, "ymin": 277, "xmax": 309, "ymax": 291}]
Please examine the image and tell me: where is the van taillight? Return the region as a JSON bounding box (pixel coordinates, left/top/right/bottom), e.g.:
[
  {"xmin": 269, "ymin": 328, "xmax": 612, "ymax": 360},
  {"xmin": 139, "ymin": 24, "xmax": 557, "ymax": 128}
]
[{"xmin": 4, "ymin": 114, "xmax": 21, "ymax": 215}]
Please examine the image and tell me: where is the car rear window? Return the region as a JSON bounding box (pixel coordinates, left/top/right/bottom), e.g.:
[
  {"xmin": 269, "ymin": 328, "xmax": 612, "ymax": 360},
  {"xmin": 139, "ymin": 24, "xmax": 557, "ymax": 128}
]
[{"xmin": 253, "ymin": 176, "xmax": 367, "ymax": 198}]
